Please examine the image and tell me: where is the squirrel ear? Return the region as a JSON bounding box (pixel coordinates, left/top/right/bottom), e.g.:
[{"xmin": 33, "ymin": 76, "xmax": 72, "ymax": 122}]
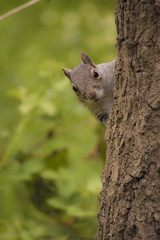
[
  {"xmin": 62, "ymin": 67, "xmax": 71, "ymax": 79},
  {"xmin": 81, "ymin": 53, "xmax": 96, "ymax": 67}
]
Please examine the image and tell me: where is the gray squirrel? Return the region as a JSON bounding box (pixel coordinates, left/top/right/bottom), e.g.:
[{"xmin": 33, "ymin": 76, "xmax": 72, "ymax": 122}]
[{"xmin": 62, "ymin": 53, "xmax": 116, "ymax": 127}]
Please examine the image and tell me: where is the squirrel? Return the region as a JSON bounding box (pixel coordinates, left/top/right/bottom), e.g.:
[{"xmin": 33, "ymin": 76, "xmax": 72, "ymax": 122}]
[{"xmin": 62, "ymin": 53, "xmax": 116, "ymax": 127}]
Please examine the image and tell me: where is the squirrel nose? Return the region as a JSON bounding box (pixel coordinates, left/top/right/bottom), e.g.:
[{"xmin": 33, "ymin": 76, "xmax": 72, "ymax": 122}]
[{"xmin": 88, "ymin": 92, "xmax": 96, "ymax": 100}]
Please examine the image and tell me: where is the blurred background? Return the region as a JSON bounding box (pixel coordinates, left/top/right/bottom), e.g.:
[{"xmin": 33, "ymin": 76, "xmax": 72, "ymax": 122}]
[{"xmin": 0, "ymin": 0, "xmax": 116, "ymax": 239}]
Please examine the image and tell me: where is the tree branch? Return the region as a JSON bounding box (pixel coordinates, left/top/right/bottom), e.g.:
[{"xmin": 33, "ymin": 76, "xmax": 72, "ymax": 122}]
[{"xmin": 0, "ymin": 0, "xmax": 42, "ymax": 21}]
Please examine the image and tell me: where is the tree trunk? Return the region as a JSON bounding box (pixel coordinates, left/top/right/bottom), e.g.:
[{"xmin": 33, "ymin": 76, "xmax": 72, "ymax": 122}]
[{"xmin": 94, "ymin": 1, "xmax": 160, "ymax": 239}]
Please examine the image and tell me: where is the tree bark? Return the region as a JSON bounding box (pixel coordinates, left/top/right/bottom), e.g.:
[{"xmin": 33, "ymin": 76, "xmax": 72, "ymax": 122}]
[{"xmin": 94, "ymin": 1, "xmax": 160, "ymax": 239}]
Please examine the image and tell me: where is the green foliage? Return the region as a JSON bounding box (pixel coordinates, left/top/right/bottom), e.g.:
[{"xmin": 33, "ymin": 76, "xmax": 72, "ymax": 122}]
[{"xmin": 0, "ymin": 0, "xmax": 116, "ymax": 239}]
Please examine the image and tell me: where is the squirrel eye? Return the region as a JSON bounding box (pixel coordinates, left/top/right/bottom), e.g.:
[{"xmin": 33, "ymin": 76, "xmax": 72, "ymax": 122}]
[
  {"xmin": 72, "ymin": 86, "xmax": 78, "ymax": 92},
  {"xmin": 93, "ymin": 71, "xmax": 99, "ymax": 78}
]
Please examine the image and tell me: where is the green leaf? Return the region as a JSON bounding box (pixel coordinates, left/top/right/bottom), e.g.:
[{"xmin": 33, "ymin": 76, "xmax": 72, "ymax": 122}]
[
  {"xmin": 22, "ymin": 158, "xmax": 44, "ymax": 175},
  {"xmin": 47, "ymin": 197, "xmax": 67, "ymax": 210},
  {"xmin": 41, "ymin": 169, "xmax": 59, "ymax": 180},
  {"xmin": 66, "ymin": 205, "xmax": 95, "ymax": 218},
  {"xmin": 40, "ymin": 100, "xmax": 57, "ymax": 116}
]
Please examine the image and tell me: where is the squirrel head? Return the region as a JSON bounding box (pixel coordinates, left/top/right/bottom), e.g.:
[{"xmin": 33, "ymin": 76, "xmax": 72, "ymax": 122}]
[{"xmin": 62, "ymin": 53, "xmax": 104, "ymax": 105}]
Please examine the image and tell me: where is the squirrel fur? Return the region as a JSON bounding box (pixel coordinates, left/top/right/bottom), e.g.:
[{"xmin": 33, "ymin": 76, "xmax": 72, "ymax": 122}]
[{"xmin": 62, "ymin": 53, "xmax": 116, "ymax": 127}]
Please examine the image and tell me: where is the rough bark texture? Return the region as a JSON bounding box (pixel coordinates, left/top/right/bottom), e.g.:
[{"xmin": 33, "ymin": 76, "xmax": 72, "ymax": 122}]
[{"xmin": 94, "ymin": 0, "xmax": 160, "ymax": 239}]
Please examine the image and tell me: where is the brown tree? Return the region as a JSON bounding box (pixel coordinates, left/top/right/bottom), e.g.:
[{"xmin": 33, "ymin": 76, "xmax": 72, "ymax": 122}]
[{"xmin": 94, "ymin": 1, "xmax": 160, "ymax": 239}]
